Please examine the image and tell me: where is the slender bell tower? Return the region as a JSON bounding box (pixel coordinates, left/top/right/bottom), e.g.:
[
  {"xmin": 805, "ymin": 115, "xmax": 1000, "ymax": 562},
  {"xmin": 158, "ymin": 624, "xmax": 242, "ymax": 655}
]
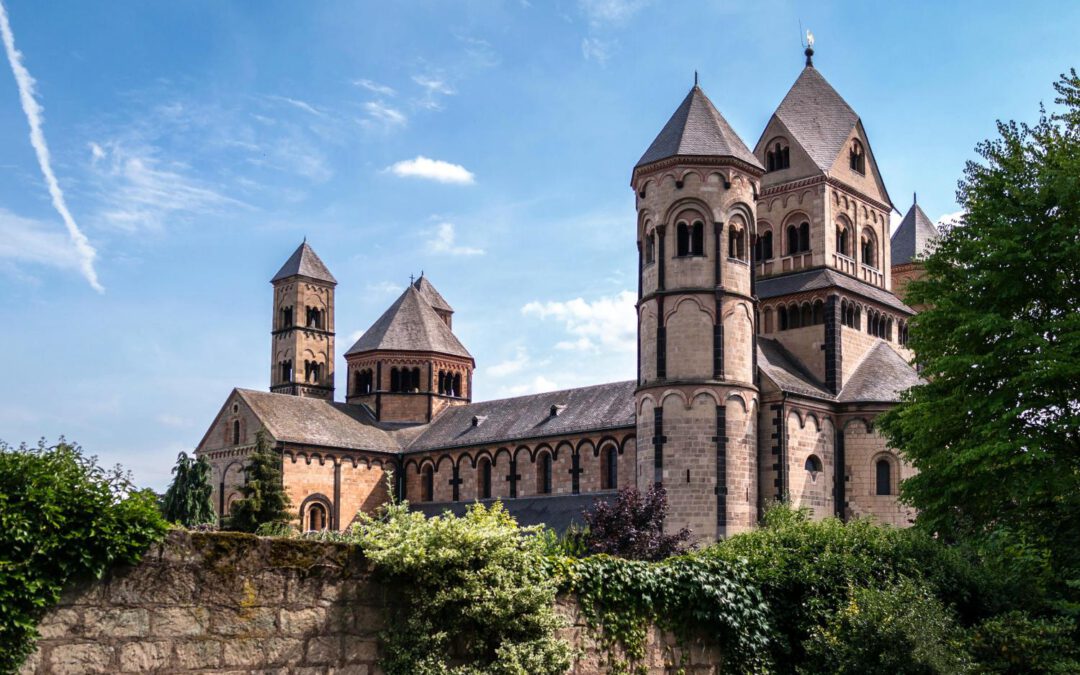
[
  {"xmin": 270, "ymin": 241, "xmax": 336, "ymax": 400},
  {"xmin": 633, "ymin": 84, "xmax": 765, "ymax": 541}
]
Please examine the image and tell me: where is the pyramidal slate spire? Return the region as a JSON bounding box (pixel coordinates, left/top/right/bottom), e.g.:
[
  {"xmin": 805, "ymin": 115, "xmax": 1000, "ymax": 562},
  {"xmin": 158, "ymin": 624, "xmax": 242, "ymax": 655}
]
[
  {"xmin": 636, "ymin": 85, "xmax": 762, "ymax": 169},
  {"xmin": 891, "ymin": 199, "xmax": 940, "ymax": 265},
  {"xmin": 271, "ymin": 242, "xmax": 337, "ymax": 284}
]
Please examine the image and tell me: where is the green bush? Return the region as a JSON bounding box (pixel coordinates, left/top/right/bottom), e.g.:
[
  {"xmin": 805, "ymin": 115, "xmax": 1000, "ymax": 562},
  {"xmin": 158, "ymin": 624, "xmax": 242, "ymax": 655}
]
[
  {"xmin": 346, "ymin": 497, "xmax": 571, "ymax": 675},
  {"xmin": 0, "ymin": 440, "xmax": 167, "ymax": 673},
  {"xmin": 802, "ymin": 579, "xmax": 971, "ymax": 675},
  {"xmin": 967, "ymin": 611, "xmax": 1080, "ymax": 674}
]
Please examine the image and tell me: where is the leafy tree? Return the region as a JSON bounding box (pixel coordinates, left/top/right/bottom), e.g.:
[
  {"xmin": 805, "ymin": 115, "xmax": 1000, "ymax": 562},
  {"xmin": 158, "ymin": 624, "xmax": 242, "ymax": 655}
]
[
  {"xmin": 580, "ymin": 485, "xmax": 691, "ymax": 561},
  {"xmin": 0, "ymin": 439, "xmax": 166, "ymax": 672},
  {"xmin": 878, "ymin": 71, "xmax": 1080, "ymax": 576},
  {"xmin": 227, "ymin": 431, "xmax": 291, "ymax": 533},
  {"xmin": 160, "ymin": 451, "xmax": 216, "ymax": 527}
]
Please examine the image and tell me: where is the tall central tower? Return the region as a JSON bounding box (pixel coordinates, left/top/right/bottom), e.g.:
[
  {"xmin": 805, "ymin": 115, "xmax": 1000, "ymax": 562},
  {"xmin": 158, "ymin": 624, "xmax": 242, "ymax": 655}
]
[{"xmin": 633, "ymin": 85, "xmax": 764, "ymax": 541}]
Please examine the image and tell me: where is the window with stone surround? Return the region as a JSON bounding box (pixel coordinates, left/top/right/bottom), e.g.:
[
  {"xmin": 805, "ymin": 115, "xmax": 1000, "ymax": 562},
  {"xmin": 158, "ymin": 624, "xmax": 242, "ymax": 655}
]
[
  {"xmin": 861, "ymin": 228, "xmax": 878, "ymax": 268},
  {"xmin": 421, "ymin": 465, "xmax": 434, "ymax": 502},
  {"xmin": 600, "ymin": 444, "xmax": 618, "ymax": 490},
  {"xmin": 307, "ymin": 502, "xmax": 328, "ymax": 531},
  {"xmin": 876, "ymin": 458, "xmax": 892, "ymax": 495},
  {"xmin": 805, "ymin": 454, "xmax": 823, "ymax": 480},
  {"xmin": 849, "ymin": 139, "xmax": 866, "ymax": 174},
  {"xmin": 755, "ymin": 229, "xmax": 774, "ymax": 261},
  {"xmin": 537, "ymin": 451, "xmax": 553, "ymax": 494},
  {"xmin": 765, "ymin": 138, "xmax": 790, "ymax": 172},
  {"xmin": 478, "ymin": 457, "xmax": 492, "ymax": 499}
]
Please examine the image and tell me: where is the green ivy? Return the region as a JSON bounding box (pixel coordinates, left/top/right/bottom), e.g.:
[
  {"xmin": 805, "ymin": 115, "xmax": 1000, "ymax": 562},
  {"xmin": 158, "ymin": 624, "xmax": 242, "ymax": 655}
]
[
  {"xmin": 567, "ymin": 553, "xmax": 771, "ymax": 674},
  {"xmin": 0, "ymin": 439, "xmax": 167, "ymax": 673}
]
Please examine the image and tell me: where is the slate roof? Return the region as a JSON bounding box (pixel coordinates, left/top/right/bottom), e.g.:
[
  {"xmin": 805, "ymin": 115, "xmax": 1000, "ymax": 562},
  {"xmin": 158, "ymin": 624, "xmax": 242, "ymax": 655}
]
[
  {"xmin": 838, "ymin": 342, "xmax": 923, "ymax": 402},
  {"xmin": 773, "ymin": 66, "xmax": 859, "ymax": 172},
  {"xmin": 235, "ymin": 389, "xmax": 400, "ymax": 451},
  {"xmin": 405, "ymin": 381, "xmax": 636, "ymax": 452},
  {"xmin": 891, "ymin": 201, "xmax": 939, "ymax": 265},
  {"xmin": 345, "ymin": 285, "xmax": 471, "ymax": 359},
  {"xmin": 412, "ymin": 275, "xmax": 453, "ymax": 313},
  {"xmin": 271, "ymin": 242, "xmax": 336, "ymax": 284},
  {"xmin": 637, "ymin": 86, "xmax": 763, "ymax": 170},
  {"xmin": 411, "ymin": 493, "xmax": 615, "ymax": 534},
  {"xmin": 757, "ymin": 339, "xmax": 832, "ymax": 399},
  {"xmin": 756, "ymin": 268, "xmax": 914, "ymax": 314}
]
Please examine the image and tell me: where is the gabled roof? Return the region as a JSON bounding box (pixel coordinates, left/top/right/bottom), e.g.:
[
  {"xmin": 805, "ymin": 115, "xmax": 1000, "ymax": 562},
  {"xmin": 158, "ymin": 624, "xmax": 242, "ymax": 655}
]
[
  {"xmin": 405, "ymin": 381, "xmax": 636, "ymax": 452},
  {"xmin": 271, "ymin": 242, "xmax": 336, "ymax": 284},
  {"xmin": 891, "ymin": 200, "xmax": 939, "ymax": 265},
  {"xmin": 235, "ymin": 389, "xmax": 401, "ymax": 452},
  {"xmin": 757, "ymin": 339, "xmax": 833, "ymax": 400},
  {"xmin": 838, "ymin": 342, "xmax": 923, "ymax": 402},
  {"xmin": 412, "ymin": 275, "xmax": 453, "ymax": 313},
  {"xmin": 772, "ymin": 66, "xmax": 859, "ymax": 173},
  {"xmin": 346, "ymin": 285, "xmax": 471, "ymax": 359},
  {"xmin": 636, "ymin": 86, "xmax": 762, "ymax": 170},
  {"xmin": 757, "ymin": 268, "xmax": 914, "ymax": 314}
]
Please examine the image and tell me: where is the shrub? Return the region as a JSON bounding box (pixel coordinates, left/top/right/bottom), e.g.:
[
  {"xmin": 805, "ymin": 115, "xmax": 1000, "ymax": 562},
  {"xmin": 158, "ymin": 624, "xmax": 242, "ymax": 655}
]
[
  {"xmin": 0, "ymin": 439, "xmax": 167, "ymax": 672},
  {"xmin": 581, "ymin": 486, "xmax": 691, "ymax": 561},
  {"xmin": 346, "ymin": 497, "xmax": 570, "ymax": 675},
  {"xmin": 160, "ymin": 451, "xmax": 216, "ymax": 527},
  {"xmin": 967, "ymin": 611, "xmax": 1080, "ymax": 674},
  {"xmin": 802, "ymin": 579, "xmax": 971, "ymax": 674}
]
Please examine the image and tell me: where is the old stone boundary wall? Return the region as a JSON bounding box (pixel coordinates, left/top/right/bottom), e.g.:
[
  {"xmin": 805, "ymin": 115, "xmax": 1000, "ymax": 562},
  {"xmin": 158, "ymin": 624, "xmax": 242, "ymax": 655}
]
[{"xmin": 22, "ymin": 531, "xmax": 723, "ymax": 675}]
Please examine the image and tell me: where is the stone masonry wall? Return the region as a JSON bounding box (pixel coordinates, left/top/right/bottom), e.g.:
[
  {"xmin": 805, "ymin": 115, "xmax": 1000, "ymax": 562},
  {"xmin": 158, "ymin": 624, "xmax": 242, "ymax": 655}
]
[{"xmin": 23, "ymin": 531, "xmax": 726, "ymax": 675}]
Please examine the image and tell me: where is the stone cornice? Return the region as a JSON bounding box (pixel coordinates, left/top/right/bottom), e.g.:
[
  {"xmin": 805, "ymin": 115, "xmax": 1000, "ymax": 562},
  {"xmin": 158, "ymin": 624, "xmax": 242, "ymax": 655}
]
[
  {"xmin": 631, "ymin": 155, "xmax": 765, "ymax": 186},
  {"xmin": 759, "ymin": 174, "xmax": 893, "ymax": 214}
]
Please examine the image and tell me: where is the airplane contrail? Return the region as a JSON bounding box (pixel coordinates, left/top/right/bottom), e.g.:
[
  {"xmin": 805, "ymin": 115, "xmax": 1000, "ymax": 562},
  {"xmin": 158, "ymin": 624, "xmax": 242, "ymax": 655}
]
[{"xmin": 0, "ymin": 0, "xmax": 103, "ymax": 292}]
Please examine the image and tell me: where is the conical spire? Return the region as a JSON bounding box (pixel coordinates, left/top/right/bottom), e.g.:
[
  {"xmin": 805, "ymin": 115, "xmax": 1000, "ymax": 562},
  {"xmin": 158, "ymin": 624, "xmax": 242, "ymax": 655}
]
[
  {"xmin": 891, "ymin": 199, "xmax": 939, "ymax": 265},
  {"xmin": 345, "ymin": 285, "xmax": 470, "ymax": 358},
  {"xmin": 271, "ymin": 242, "xmax": 336, "ymax": 284},
  {"xmin": 636, "ymin": 85, "xmax": 762, "ymax": 170},
  {"xmin": 772, "ymin": 66, "xmax": 858, "ymax": 172}
]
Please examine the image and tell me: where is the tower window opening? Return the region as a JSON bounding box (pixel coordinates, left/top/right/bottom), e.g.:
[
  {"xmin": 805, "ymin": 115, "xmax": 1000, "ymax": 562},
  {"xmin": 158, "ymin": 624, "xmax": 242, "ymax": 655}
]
[
  {"xmin": 850, "ymin": 140, "xmax": 866, "ymax": 174},
  {"xmin": 644, "ymin": 232, "xmax": 656, "ymax": 265},
  {"xmin": 677, "ymin": 222, "xmax": 690, "ymax": 256},
  {"xmin": 876, "ymin": 458, "xmax": 892, "ymax": 495},
  {"xmin": 304, "ymin": 360, "xmax": 322, "ymax": 384},
  {"xmin": 812, "ymin": 300, "xmax": 824, "ymax": 325},
  {"xmin": 280, "ymin": 360, "xmax": 293, "ymax": 383},
  {"xmin": 280, "ymin": 306, "xmax": 293, "ymax": 328},
  {"xmin": 861, "ymin": 231, "xmax": 877, "ymax": 268},
  {"xmin": 453, "ymin": 373, "xmax": 462, "ymax": 397},
  {"xmin": 479, "ymin": 457, "xmax": 492, "ymax": 499},
  {"xmin": 691, "ymin": 221, "xmax": 704, "ymax": 255},
  {"xmin": 390, "ymin": 367, "xmax": 401, "ymax": 393},
  {"xmin": 836, "ymin": 225, "xmax": 850, "ymax": 256},
  {"xmin": 305, "ymin": 306, "xmax": 324, "ymax": 329},
  {"xmin": 765, "ymin": 140, "xmax": 790, "ymax": 172},
  {"xmin": 778, "ymin": 306, "xmax": 789, "ymax": 331},
  {"xmin": 800, "ymin": 303, "xmax": 813, "ymax": 326},
  {"xmin": 537, "ymin": 451, "xmax": 553, "ymax": 495},
  {"xmin": 799, "ymin": 222, "xmax": 810, "ymax": 252},
  {"xmin": 728, "ymin": 225, "xmax": 746, "ymax": 260},
  {"xmin": 755, "ymin": 230, "xmax": 774, "ymax": 261}
]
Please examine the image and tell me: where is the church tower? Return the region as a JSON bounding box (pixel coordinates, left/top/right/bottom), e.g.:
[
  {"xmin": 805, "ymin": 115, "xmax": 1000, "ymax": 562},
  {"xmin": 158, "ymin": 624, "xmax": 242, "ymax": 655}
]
[
  {"xmin": 270, "ymin": 242, "xmax": 336, "ymax": 400},
  {"xmin": 633, "ymin": 84, "xmax": 765, "ymax": 540}
]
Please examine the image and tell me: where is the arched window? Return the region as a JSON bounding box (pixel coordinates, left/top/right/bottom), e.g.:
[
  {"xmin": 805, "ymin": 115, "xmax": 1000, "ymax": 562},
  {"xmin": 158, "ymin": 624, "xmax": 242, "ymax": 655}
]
[
  {"xmin": 390, "ymin": 368, "xmax": 401, "ymax": 393},
  {"xmin": 453, "ymin": 373, "xmax": 462, "ymax": 397},
  {"xmin": 836, "ymin": 225, "xmax": 850, "ymax": 256},
  {"xmin": 644, "ymin": 232, "xmax": 655, "ymax": 264},
  {"xmin": 861, "ymin": 230, "xmax": 877, "ymax": 268},
  {"xmin": 765, "ymin": 139, "xmax": 790, "ymax": 172},
  {"xmin": 411, "ymin": 367, "xmax": 421, "ymax": 392},
  {"xmin": 280, "ymin": 360, "xmax": 293, "ymax": 383},
  {"xmin": 677, "ymin": 222, "xmax": 690, "ymax": 256},
  {"xmin": 778, "ymin": 306, "xmax": 788, "ymax": 331},
  {"xmin": 763, "ymin": 307, "xmax": 774, "ymax": 333},
  {"xmin": 601, "ymin": 445, "xmax": 618, "ymax": 490},
  {"xmin": 306, "ymin": 307, "xmax": 324, "ymax": 329},
  {"xmin": 786, "ymin": 225, "xmax": 799, "ymax": 255},
  {"xmin": 886, "ymin": 318, "xmax": 893, "ymax": 341},
  {"xmin": 280, "ymin": 306, "xmax": 293, "ymax": 328},
  {"xmin": 876, "ymin": 458, "xmax": 892, "ymax": 495},
  {"xmin": 805, "ymin": 454, "xmax": 823, "ymax": 478},
  {"xmin": 850, "ymin": 140, "xmax": 866, "ymax": 174},
  {"xmin": 728, "ymin": 225, "xmax": 746, "ymax": 260},
  {"xmin": 232, "ymin": 420, "xmax": 241, "ymax": 445},
  {"xmin": 812, "ymin": 300, "xmax": 824, "ymax": 325},
  {"xmin": 307, "ymin": 503, "xmax": 328, "ymax": 531},
  {"xmin": 537, "ymin": 452, "xmax": 553, "ymax": 494},
  {"xmin": 799, "ymin": 222, "xmax": 810, "ymax": 252},
  {"xmin": 421, "ymin": 465, "xmax": 434, "ymax": 502},
  {"xmin": 788, "ymin": 304, "xmax": 801, "ymax": 329},
  {"xmin": 854, "ymin": 306, "xmax": 861, "ymax": 329},
  {"xmin": 800, "ymin": 303, "xmax": 813, "ymax": 327},
  {"xmin": 755, "ymin": 230, "xmax": 774, "ymax": 261},
  {"xmin": 691, "ymin": 221, "xmax": 704, "ymax": 256},
  {"xmin": 478, "ymin": 458, "xmax": 492, "ymax": 499}
]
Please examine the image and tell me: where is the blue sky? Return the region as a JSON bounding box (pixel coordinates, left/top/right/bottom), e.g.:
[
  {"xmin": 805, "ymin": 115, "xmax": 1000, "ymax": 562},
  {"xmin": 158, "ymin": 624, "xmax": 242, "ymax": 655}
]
[{"xmin": 0, "ymin": 0, "xmax": 1075, "ymax": 490}]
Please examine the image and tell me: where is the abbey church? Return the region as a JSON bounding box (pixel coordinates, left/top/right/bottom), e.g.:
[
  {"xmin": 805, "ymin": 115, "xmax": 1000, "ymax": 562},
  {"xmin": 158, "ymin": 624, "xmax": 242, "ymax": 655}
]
[{"xmin": 195, "ymin": 47, "xmax": 940, "ymax": 541}]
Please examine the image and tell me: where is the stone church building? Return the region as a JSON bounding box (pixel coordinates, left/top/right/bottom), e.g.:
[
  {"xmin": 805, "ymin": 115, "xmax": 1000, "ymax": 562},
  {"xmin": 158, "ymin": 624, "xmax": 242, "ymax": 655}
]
[{"xmin": 195, "ymin": 48, "xmax": 937, "ymax": 540}]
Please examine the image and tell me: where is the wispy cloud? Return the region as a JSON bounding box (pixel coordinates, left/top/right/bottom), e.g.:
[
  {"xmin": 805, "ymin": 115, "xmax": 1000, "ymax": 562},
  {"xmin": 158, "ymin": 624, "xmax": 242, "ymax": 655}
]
[
  {"xmin": 579, "ymin": 0, "xmax": 651, "ymax": 25},
  {"xmin": 581, "ymin": 37, "xmax": 614, "ymax": 64},
  {"xmin": 265, "ymin": 95, "xmax": 325, "ymax": 117},
  {"xmin": 90, "ymin": 142, "xmax": 248, "ymax": 232},
  {"xmin": 361, "ymin": 101, "xmax": 407, "ymax": 129},
  {"xmin": 426, "ymin": 222, "xmax": 484, "ymax": 256},
  {"xmin": 386, "ymin": 156, "xmax": 475, "ymax": 184},
  {"xmin": 522, "ymin": 291, "xmax": 636, "ymax": 353},
  {"xmin": 412, "ymin": 74, "xmax": 456, "ymax": 110},
  {"xmin": 353, "ymin": 78, "xmax": 396, "ymax": 97},
  {"xmin": 0, "ymin": 208, "xmax": 86, "ymax": 275},
  {"xmin": 0, "ymin": 0, "xmax": 102, "ymax": 291},
  {"xmin": 502, "ymin": 375, "xmax": 559, "ymax": 397},
  {"xmin": 487, "ymin": 346, "xmax": 530, "ymax": 377}
]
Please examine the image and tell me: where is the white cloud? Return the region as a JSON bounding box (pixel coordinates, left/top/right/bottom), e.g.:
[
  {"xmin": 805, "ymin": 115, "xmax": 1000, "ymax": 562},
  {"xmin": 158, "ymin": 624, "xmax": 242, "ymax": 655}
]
[
  {"xmin": 579, "ymin": 0, "xmax": 650, "ymax": 25},
  {"xmin": 412, "ymin": 75, "xmax": 456, "ymax": 110},
  {"xmin": 487, "ymin": 346, "xmax": 530, "ymax": 377},
  {"xmin": 266, "ymin": 95, "xmax": 325, "ymax": 117},
  {"xmin": 936, "ymin": 210, "xmax": 965, "ymax": 229},
  {"xmin": 353, "ymin": 78, "xmax": 396, "ymax": 97},
  {"xmin": 0, "ymin": 208, "xmax": 86, "ymax": 273},
  {"xmin": 0, "ymin": 1, "xmax": 102, "ymax": 291},
  {"xmin": 89, "ymin": 142, "xmax": 105, "ymax": 162},
  {"xmin": 503, "ymin": 375, "xmax": 559, "ymax": 397},
  {"xmin": 426, "ymin": 222, "xmax": 484, "ymax": 256},
  {"xmin": 362, "ymin": 101, "xmax": 407, "ymax": 129},
  {"xmin": 522, "ymin": 291, "xmax": 637, "ymax": 354},
  {"xmin": 90, "ymin": 142, "xmax": 248, "ymax": 232},
  {"xmin": 581, "ymin": 37, "xmax": 614, "ymax": 64},
  {"xmin": 386, "ymin": 156, "xmax": 475, "ymax": 184}
]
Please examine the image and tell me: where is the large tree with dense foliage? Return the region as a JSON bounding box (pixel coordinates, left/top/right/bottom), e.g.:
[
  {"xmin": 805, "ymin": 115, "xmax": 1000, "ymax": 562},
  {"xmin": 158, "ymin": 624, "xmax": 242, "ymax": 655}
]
[
  {"xmin": 160, "ymin": 451, "xmax": 216, "ymax": 527},
  {"xmin": 879, "ymin": 71, "xmax": 1080, "ymax": 575},
  {"xmin": 226, "ymin": 431, "xmax": 291, "ymax": 533}
]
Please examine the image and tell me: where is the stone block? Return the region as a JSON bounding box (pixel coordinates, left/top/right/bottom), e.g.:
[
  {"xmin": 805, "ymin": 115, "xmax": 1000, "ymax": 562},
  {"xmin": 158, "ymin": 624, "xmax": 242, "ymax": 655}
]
[
  {"xmin": 343, "ymin": 638, "xmax": 379, "ymax": 664},
  {"xmin": 211, "ymin": 606, "xmax": 278, "ymax": 637},
  {"xmin": 118, "ymin": 641, "xmax": 170, "ymax": 672},
  {"xmin": 223, "ymin": 636, "xmax": 304, "ymax": 667},
  {"xmin": 280, "ymin": 606, "xmax": 326, "ymax": 634},
  {"xmin": 305, "ymin": 635, "xmax": 342, "ymax": 664},
  {"xmin": 82, "ymin": 607, "xmax": 149, "ymax": 638},
  {"xmin": 37, "ymin": 608, "xmax": 81, "ymax": 639},
  {"xmin": 48, "ymin": 643, "xmax": 113, "ymax": 674},
  {"xmin": 150, "ymin": 606, "xmax": 209, "ymax": 637},
  {"xmin": 172, "ymin": 639, "xmax": 223, "ymax": 669}
]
